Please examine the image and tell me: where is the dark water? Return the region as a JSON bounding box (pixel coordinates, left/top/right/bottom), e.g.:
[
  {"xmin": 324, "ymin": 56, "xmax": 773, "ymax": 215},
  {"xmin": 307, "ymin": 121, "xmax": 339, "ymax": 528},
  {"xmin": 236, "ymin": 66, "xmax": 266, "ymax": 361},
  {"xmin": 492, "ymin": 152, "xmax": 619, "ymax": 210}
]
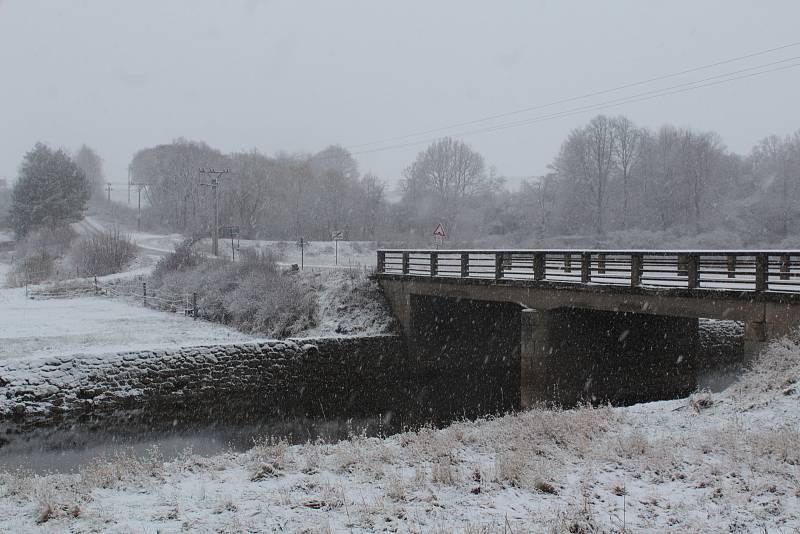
[{"xmin": 0, "ymin": 416, "xmax": 398, "ymax": 474}]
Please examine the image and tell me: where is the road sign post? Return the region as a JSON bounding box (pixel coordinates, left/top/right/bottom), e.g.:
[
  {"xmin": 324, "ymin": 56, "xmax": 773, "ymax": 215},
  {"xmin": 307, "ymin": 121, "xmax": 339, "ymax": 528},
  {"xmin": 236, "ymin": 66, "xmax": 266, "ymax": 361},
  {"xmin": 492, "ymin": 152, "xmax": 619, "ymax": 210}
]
[
  {"xmin": 297, "ymin": 237, "xmax": 308, "ymax": 270},
  {"xmin": 221, "ymin": 226, "xmax": 240, "ymax": 260},
  {"xmin": 432, "ymin": 223, "xmax": 447, "ymax": 249},
  {"xmin": 331, "ymin": 230, "xmax": 344, "ymax": 265}
]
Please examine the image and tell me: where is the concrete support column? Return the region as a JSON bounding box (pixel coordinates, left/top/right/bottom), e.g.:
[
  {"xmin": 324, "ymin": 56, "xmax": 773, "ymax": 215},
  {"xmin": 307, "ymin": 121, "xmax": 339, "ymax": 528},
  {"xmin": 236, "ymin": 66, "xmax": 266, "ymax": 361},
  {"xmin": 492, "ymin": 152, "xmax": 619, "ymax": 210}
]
[
  {"xmin": 743, "ymin": 320, "xmax": 768, "ymax": 362},
  {"xmin": 520, "ymin": 308, "xmax": 552, "ymax": 409}
]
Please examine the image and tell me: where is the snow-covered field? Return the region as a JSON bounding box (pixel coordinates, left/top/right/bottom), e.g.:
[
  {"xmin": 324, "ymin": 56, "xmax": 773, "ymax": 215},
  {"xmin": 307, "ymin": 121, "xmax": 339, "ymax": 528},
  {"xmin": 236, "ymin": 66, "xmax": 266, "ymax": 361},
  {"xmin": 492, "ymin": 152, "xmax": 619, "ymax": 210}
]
[
  {"xmin": 189, "ymin": 236, "xmax": 378, "ymax": 270},
  {"xmin": 1, "ymin": 335, "xmax": 798, "ymax": 532},
  {"xmin": 0, "ymin": 287, "xmax": 257, "ymax": 361},
  {"xmin": 120, "ymin": 221, "xmax": 379, "ymax": 270}
]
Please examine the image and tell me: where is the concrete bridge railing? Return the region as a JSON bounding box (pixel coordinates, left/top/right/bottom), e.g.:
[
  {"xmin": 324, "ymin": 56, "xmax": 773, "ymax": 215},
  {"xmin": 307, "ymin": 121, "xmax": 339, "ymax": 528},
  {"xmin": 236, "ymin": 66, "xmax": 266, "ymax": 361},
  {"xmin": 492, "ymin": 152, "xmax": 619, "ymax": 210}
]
[{"xmin": 377, "ymin": 249, "xmax": 800, "ymax": 293}]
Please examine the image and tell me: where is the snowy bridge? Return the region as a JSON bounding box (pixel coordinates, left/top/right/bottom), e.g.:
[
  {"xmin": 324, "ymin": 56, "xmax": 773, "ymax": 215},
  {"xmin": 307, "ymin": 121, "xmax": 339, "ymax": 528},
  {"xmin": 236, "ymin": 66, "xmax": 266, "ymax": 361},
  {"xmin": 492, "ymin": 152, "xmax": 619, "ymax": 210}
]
[{"xmin": 375, "ymin": 249, "xmax": 800, "ymax": 407}]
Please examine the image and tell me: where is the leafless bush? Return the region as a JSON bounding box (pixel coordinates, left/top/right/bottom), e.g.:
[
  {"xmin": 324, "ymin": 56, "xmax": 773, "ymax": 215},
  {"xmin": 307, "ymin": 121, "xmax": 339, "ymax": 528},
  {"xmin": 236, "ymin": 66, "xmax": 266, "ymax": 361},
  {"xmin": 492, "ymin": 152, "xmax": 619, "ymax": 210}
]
[
  {"xmin": 6, "ymin": 226, "xmax": 77, "ymax": 286},
  {"xmin": 81, "ymin": 446, "xmax": 165, "ymax": 489},
  {"xmin": 69, "ymin": 227, "xmax": 136, "ymax": 276},
  {"xmin": 430, "ymin": 457, "xmax": 460, "ymax": 485},
  {"xmin": 151, "ymin": 246, "xmax": 318, "ymax": 337},
  {"xmin": 6, "ymin": 253, "xmax": 55, "ymax": 286},
  {"xmin": 248, "ymin": 436, "xmax": 290, "ymax": 471}
]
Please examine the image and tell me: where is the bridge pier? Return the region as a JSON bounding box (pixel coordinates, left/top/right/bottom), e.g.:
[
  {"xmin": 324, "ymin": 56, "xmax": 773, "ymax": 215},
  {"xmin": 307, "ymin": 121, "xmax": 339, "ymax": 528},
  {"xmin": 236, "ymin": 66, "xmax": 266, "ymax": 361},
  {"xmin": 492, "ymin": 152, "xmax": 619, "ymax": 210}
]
[{"xmin": 520, "ymin": 309, "xmax": 552, "ymax": 409}]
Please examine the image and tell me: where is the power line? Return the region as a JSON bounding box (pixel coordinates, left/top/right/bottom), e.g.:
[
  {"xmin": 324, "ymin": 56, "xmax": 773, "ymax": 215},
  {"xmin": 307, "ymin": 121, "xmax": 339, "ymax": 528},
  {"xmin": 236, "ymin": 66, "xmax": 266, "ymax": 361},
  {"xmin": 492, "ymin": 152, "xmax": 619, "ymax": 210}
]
[
  {"xmin": 349, "ymin": 40, "xmax": 800, "ymax": 149},
  {"xmin": 350, "ymin": 60, "xmax": 800, "ymax": 156}
]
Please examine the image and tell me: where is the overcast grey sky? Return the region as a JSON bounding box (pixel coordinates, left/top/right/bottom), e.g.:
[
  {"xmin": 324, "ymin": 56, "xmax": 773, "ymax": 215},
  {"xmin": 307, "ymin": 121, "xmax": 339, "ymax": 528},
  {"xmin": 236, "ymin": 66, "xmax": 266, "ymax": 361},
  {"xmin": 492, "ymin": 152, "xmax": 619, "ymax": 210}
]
[{"xmin": 1, "ymin": 0, "xmax": 799, "ymax": 191}]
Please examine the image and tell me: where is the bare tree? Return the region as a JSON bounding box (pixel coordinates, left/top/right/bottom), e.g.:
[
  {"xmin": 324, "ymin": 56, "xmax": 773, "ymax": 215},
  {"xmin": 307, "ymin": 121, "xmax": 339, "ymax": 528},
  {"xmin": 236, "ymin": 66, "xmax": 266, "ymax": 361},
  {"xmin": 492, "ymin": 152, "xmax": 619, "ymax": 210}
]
[
  {"xmin": 402, "ymin": 137, "xmax": 491, "ymax": 235},
  {"xmin": 611, "ymin": 116, "xmax": 641, "ymax": 229},
  {"xmin": 74, "ymin": 145, "xmax": 104, "ymax": 199},
  {"xmin": 751, "ymin": 133, "xmax": 800, "ymax": 237},
  {"xmin": 552, "ymin": 116, "xmax": 616, "ymax": 235}
]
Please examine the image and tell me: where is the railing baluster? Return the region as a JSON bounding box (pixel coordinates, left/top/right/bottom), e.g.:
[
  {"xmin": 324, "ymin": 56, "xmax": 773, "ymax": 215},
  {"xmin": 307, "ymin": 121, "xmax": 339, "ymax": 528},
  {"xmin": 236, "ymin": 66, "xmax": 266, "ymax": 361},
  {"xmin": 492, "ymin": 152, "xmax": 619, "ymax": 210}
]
[
  {"xmin": 630, "ymin": 253, "xmax": 642, "ymax": 288},
  {"xmin": 780, "ymin": 254, "xmax": 790, "ymax": 281},
  {"xmin": 533, "ymin": 253, "xmax": 545, "ymax": 281},
  {"xmin": 564, "ymin": 253, "xmax": 572, "ymax": 273},
  {"xmin": 460, "ymin": 252, "xmax": 469, "ymax": 278},
  {"xmin": 581, "ymin": 252, "xmax": 591, "ymax": 283},
  {"xmin": 677, "ymin": 253, "xmax": 688, "ymax": 277},
  {"xmin": 687, "ymin": 254, "xmax": 699, "ymax": 289},
  {"xmin": 377, "ymin": 251, "xmax": 385, "ymax": 273},
  {"xmin": 755, "ymin": 253, "xmax": 768, "ymax": 291},
  {"xmin": 402, "ymin": 252, "xmax": 410, "ymax": 274},
  {"xmin": 727, "ymin": 255, "xmax": 736, "ymax": 279},
  {"xmin": 430, "ymin": 251, "xmax": 438, "ymax": 277},
  {"xmin": 494, "ymin": 252, "xmax": 504, "ymax": 280}
]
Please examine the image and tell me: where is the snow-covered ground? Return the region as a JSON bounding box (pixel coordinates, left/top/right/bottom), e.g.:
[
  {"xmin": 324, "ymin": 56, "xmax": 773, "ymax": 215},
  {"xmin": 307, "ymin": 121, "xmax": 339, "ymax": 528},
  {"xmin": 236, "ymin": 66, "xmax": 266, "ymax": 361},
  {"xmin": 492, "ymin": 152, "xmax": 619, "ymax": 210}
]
[
  {"xmin": 108, "ymin": 217, "xmax": 379, "ymax": 270},
  {"xmin": 195, "ymin": 237, "xmax": 378, "ymax": 270},
  {"xmin": 0, "ymin": 334, "xmax": 798, "ymax": 532},
  {"xmin": 0, "ymin": 287, "xmax": 256, "ymax": 361}
]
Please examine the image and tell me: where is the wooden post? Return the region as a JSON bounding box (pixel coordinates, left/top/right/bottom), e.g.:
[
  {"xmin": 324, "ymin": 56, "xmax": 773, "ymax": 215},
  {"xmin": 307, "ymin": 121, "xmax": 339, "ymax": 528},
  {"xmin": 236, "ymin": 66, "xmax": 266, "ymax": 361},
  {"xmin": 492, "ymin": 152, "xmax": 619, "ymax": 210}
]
[
  {"xmin": 580, "ymin": 252, "xmax": 591, "ymax": 283},
  {"xmin": 402, "ymin": 252, "xmax": 410, "ymax": 274},
  {"xmin": 687, "ymin": 254, "xmax": 699, "ymax": 289},
  {"xmin": 630, "ymin": 253, "xmax": 642, "ymax": 288},
  {"xmin": 460, "ymin": 252, "xmax": 469, "ymax": 278},
  {"xmin": 755, "ymin": 253, "xmax": 768, "ymax": 291},
  {"xmin": 563, "ymin": 253, "xmax": 572, "ymax": 273},
  {"xmin": 377, "ymin": 251, "xmax": 386, "ymax": 274},
  {"xmin": 597, "ymin": 253, "xmax": 606, "ymax": 275},
  {"xmin": 94, "ymin": 276, "xmax": 99, "ymax": 295},
  {"xmin": 727, "ymin": 255, "xmax": 736, "ymax": 279},
  {"xmin": 780, "ymin": 254, "xmax": 790, "ymax": 281},
  {"xmin": 495, "ymin": 252, "xmax": 504, "ymax": 280},
  {"xmin": 143, "ymin": 281, "xmax": 147, "ymax": 307},
  {"xmin": 533, "ymin": 253, "xmax": 545, "ymax": 281},
  {"xmin": 677, "ymin": 254, "xmax": 688, "ymax": 277},
  {"xmin": 430, "ymin": 252, "xmax": 438, "ymax": 277}
]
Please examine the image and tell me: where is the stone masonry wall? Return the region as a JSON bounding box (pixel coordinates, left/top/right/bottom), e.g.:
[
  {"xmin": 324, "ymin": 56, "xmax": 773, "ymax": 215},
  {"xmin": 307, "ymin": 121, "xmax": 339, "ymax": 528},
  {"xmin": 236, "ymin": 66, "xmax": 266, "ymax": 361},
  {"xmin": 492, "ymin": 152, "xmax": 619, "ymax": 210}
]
[{"xmin": 0, "ymin": 336, "xmax": 408, "ymax": 435}]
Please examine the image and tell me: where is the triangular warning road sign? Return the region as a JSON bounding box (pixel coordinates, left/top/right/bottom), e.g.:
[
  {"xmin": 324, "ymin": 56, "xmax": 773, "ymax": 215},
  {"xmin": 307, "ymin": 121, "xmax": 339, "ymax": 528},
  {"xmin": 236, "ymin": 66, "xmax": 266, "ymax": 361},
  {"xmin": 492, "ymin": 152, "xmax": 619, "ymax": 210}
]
[{"xmin": 433, "ymin": 223, "xmax": 447, "ymax": 238}]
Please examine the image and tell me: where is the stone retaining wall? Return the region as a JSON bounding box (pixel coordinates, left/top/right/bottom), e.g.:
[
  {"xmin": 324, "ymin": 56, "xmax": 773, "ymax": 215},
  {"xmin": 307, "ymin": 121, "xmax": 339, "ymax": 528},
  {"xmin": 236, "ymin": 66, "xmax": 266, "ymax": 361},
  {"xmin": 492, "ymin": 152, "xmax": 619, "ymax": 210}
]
[{"xmin": 0, "ymin": 336, "xmax": 408, "ymax": 435}]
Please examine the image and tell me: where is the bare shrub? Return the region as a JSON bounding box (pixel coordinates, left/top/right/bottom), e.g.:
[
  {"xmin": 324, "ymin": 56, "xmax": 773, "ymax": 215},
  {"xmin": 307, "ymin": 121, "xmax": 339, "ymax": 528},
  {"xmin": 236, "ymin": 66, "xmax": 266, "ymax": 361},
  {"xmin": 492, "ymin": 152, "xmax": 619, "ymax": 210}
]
[
  {"xmin": 151, "ymin": 246, "xmax": 317, "ymax": 337},
  {"xmin": 69, "ymin": 227, "xmax": 136, "ymax": 276},
  {"xmin": 151, "ymin": 238, "xmax": 203, "ymax": 282},
  {"xmin": 24, "ymin": 476, "xmax": 84, "ymax": 525},
  {"xmin": 494, "ymin": 450, "xmax": 526, "ymax": 487},
  {"xmin": 81, "ymin": 446, "xmax": 165, "ymax": 490},
  {"xmin": 689, "ymin": 390, "xmax": 714, "ymax": 412},
  {"xmin": 6, "ymin": 253, "xmax": 55, "ymax": 286},
  {"xmin": 430, "ymin": 457, "xmax": 460, "ymax": 486},
  {"xmin": 750, "ymin": 426, "xmax": 800, "ymax": 465},
  {"xmin": 386, "ymin": 476, "xmax": 408, "ymax": 501},
  {"xmin": 248, "ymin": 437, "xmax": 289, "ymax": 470}
]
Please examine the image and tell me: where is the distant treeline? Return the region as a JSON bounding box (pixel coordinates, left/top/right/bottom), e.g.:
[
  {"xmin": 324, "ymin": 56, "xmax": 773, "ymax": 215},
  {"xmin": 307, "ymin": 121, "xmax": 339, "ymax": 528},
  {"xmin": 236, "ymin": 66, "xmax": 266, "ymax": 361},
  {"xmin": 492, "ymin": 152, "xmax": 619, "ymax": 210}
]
[{"xmin": 125, "ymin": 115, "xmax": 800, "ymax": 247}]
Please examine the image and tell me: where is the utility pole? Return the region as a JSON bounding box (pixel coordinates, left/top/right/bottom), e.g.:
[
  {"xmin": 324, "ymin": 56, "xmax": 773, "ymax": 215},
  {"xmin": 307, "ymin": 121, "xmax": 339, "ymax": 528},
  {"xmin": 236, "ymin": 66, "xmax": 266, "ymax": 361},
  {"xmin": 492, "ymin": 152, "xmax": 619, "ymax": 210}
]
[
  {"xmin": 297, "ymin": 237, "xmax": 306, "ymax": 270},
  {"xmin": 105, "ymin": 182, "xmax": 112, "ymax": 204},
  {"xmin": 131, "ymin": 182, "xmax": 147, "ymax": 231},
  {"xmin": 127, "ymin": 165, "xmax": 132, "ymax": 206},
  {"xmin": 199, "ymin": 168, "xmax": 230, "ymax": 257}
]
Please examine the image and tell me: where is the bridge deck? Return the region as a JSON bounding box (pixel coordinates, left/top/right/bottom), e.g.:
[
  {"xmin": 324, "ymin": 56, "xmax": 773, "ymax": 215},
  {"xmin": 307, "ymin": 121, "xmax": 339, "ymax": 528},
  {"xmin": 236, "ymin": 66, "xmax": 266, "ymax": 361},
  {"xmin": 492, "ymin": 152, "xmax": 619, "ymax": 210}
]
[{"xmin": 377, "ymin": 249, "xmax": 800, "ymax": 294}]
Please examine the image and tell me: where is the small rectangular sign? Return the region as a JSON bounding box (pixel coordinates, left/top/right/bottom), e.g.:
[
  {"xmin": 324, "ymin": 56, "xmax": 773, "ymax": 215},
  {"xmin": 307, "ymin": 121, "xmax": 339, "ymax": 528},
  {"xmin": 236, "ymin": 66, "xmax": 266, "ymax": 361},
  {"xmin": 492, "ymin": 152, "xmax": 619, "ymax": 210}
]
[
  {"xmin": 221, "ymin": 226, "xmax": 240, "ymax": 238},
  {"xmin": 331, "ymin": 230, "xmax": 344, "ymax": 241}
]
